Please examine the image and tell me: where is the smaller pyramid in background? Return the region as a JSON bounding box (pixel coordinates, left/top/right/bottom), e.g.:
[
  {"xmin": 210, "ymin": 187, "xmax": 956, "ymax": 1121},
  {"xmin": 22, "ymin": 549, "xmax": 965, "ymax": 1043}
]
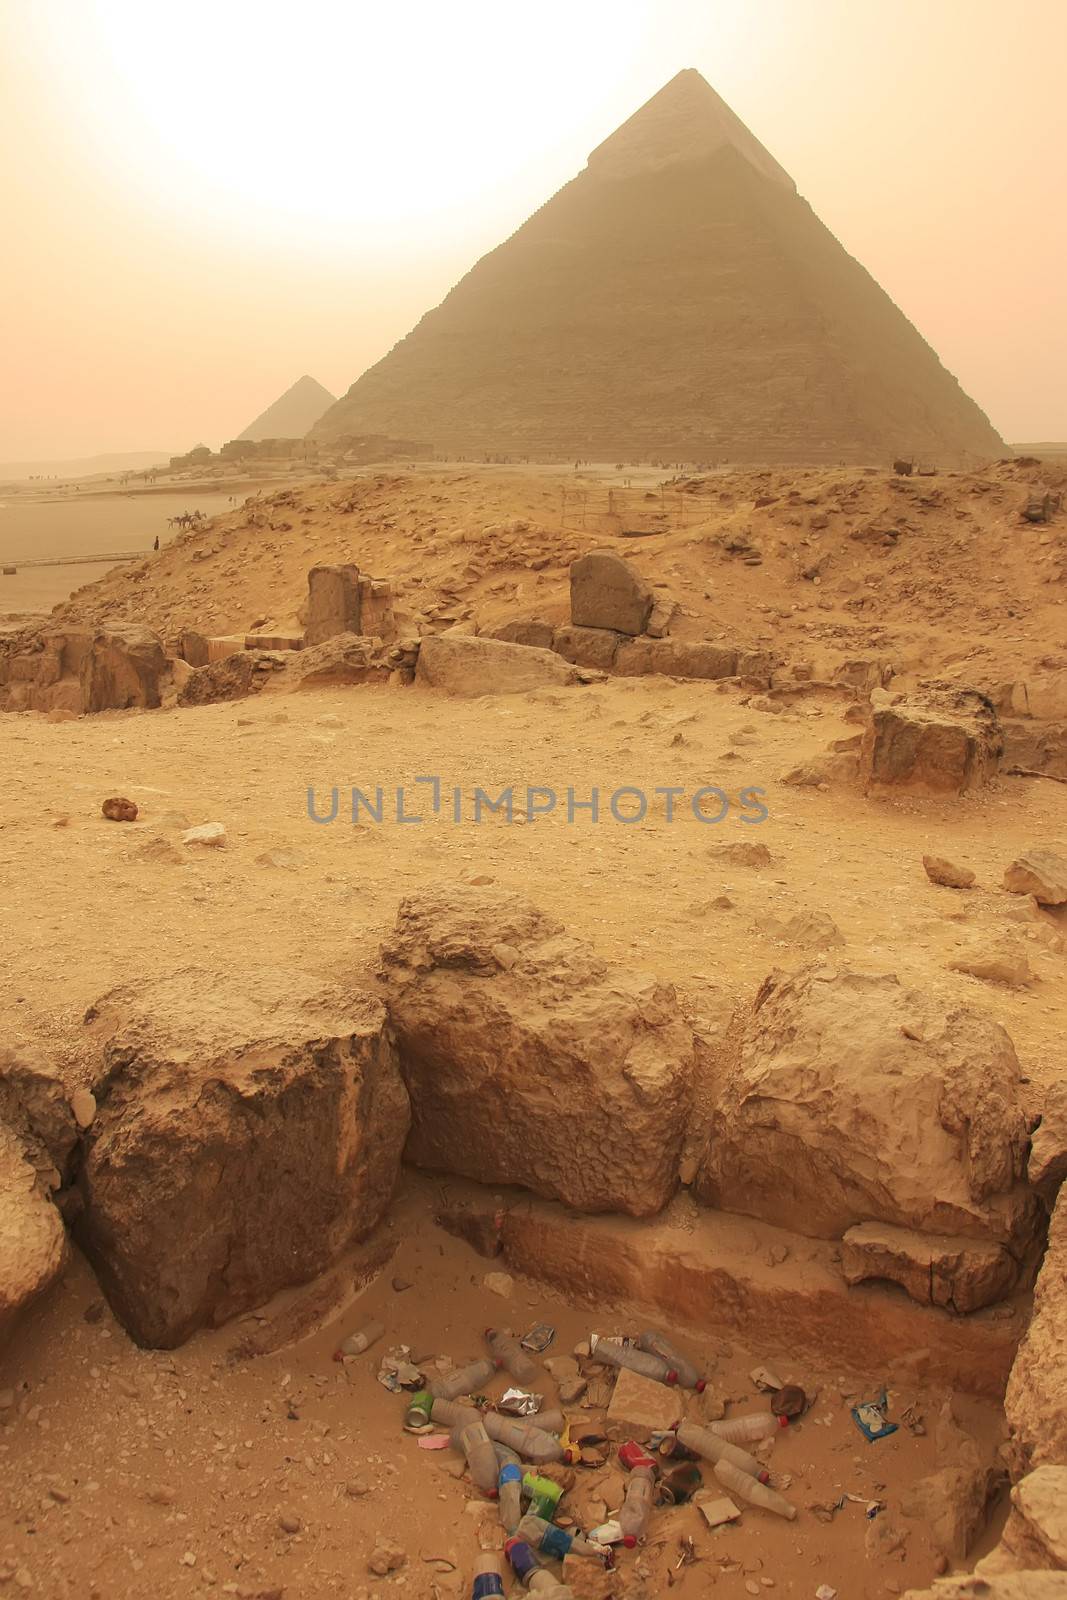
[{"xmin": 238, "ymin": 375, "xmax": 336, "ymax": 441}]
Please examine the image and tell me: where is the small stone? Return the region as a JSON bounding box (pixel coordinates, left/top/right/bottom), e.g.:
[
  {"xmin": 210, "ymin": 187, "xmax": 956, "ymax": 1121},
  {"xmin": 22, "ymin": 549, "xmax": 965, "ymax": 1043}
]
[
  {"xmin": 278, "ymin": 1513, "xmax": 301, "ymax": 1535},
  {"xmin": 923, "ymin": 855, "xmax": 975, "ymax": 890},
  {"xmin": 182, "ymin": 822, "xmax": 227, "ymax": 848},
  {"xmin": 391, "ymin": 1277, "xmax": 413, "ymax": 1293},
  {"xmin": 368, "ymin": 1544, "xmax": 406, "ymax": 1576},
  {"xmin": 747, "ymin": 1582, "xmax": 762, "ymax": 1595},
  {"xmin": 483, "ymin": 1271, "xmax": 514, "ymax": 1298},
  {"xmin": 71, "ymin": 1089, "xmax": 97, "ymax": 1129},
  {"xmin": 181, "ymin": 1551, "xmax": 196, "ymax": 1567},
  {"xmin": 102, "ymin": 796, "xmax": 138, "ymax": 822},
  {"xmin": 345, "ymin": 1479, "xmax": 371, "ymax": 1498}
]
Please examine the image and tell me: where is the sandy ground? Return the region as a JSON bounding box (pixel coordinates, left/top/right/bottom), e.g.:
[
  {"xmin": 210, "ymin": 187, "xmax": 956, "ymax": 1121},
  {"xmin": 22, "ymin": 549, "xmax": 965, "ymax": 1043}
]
[
  {"xmin": 2, "ymin": 676, "xmax": 1064, "ymax": 1104},
  {"xmin": 0, "ymin": 1178, "xmax": 1003, "ymax": 1600}
]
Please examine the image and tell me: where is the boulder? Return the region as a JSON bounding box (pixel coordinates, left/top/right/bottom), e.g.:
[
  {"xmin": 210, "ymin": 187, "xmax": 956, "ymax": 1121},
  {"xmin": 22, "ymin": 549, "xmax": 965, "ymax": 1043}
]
[
  {"xmin": 901, "ymin": 1465, "xmax": 995, "ymax": 1560},
  {"xmin": 417, "ymin": 633, "xmax": 580, "ymax": 696},
  {"xmin": 177, "ymin": 629, "xmax": 210, "ymax": 667},
  {"xmin": 379, "ymin": 884, "xmax": 696, "ymax": 1217},
  {"xmin": 290, "ymin": 632, "xmax": 397, "ymax": 689},
  {"xmin": 1006, "ymin": 1185, "xmax": 1067, "ymax": 1475},
  {"xmin": 80, "ymin": 625, "xmax": 166, "ymax": 713},
  {"xmin": 614, "ymin": 638, "xmax": 738, "ymax": 679},
  {"xmin": 488, "ymin": 619, "xmax": 557, "ymax": 651},
  {"xmin": 1029, "ymin": 1083, "xmax": 1067, "ymax": 1207},
  {"xmin": 861, "ymin": 682, "xmax": 1002, "ymax": 795},
  {"xmin": 570, "ymin": 550, "xmax": 652, "ymax": 636},
  {"xmin": 0, "ymin": 1120, "xmax": 67, "ymax": 1343},
  {"xmin": 949, "ymin": 944, "xmax": 1035, "ymax": 989},
  {"xmin": 696, "ymin": 966, "xmax": 1037, "ymax": 1264},
  {"xmin": 842, "ymin": 1221, "xmax": 1019, "ymax": 1313},
  {"xmin": 924, "ymin": 855, "xmax": 976, "ymax": 890},
  {"xmin": 553, "ymin": 624, "xmax": 621, "ymax": 670},
  {"xmin": 177, "ymin": 652, "xmax": 258, "ymax": 707},
  {"xmin": 1003, "ymin": 849, "xmax": 1067, "ymax": 907},
  {"xmin": 0, "ymin": 1044, "xmax": 79, "ymax": 1174},
  {"xmin": 978, "ymin": 1468, "xmax": 1067, "ymax": 1574},
  {"xmin": 304, "ymin": 563, "xmax": 362, "ymax": 646},
  {"xmin": 74, "ymin": 968, "xmax": 409, "ymax": 1347}
]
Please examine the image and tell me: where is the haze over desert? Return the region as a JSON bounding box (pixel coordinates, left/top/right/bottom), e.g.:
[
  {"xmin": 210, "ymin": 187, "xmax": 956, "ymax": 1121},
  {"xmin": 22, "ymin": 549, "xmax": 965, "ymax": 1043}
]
[{"xmin": 1, "ymin": 6, "xmax": 1066, "ymax": 1600}]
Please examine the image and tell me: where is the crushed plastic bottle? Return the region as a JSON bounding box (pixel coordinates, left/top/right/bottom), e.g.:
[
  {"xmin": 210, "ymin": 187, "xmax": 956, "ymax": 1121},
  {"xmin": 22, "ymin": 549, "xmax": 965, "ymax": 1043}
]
[
  {"xmin": 431, "ymin": 1397, "xmax": 481, "ymax": 1431},
  {"xmin": 591, "ymin": 1335, "xmax": 677, "ymax": 1386},
  {"xmin": 710, "ymin": 1412, "xmax": 788, "ymax": 1444},
  {"xmin": 712, "ymin": 1457, "xmax": 797, "ymax": 1520},
  {"xmin": 498, "ymin": 1461, "xmax": 523, "ymax": 1534},
  {"xmin": 636, "ymin": 1330, "xmax": 707, "ymax": 1391},
  {"xmin": 472, "ymin": 1553, "xmax": 507, "ymax": 1600},
  {"xmin": 617, "ymin": 1463, "xmax": 655, "ymax": 1539},
  {"xmin": 459, "ymin": 1421, "xmax": 500, "ymax": 1498},
  {"xmin": 675, "ymin": 1420, "xmax": 770, "ymax": 1483},
  {"xmin": 428, "ymin": 1358, "xmax": 502, "ymax": 1401},
  {"xmin": 528, "ymin": 1575, "xmax": 574, "ymax": 1599},
  {"xmin": 335, "ymin": 1318, "xmax": 385, "ymax": 1358},
  {"xmin": 486, "ymin": 1329, "xmax": 541, "ymax": 1385},
  {"xmin": 516, "ymin": 1513, "xmax": 606, "ymax": 1560}
]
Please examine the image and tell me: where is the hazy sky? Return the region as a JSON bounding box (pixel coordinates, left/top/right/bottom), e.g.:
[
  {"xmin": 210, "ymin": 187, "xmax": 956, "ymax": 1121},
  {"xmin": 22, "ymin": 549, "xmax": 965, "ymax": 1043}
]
[{"xmin": 2, "ymin": 0, "xmax": 1065, "ymax": 459}]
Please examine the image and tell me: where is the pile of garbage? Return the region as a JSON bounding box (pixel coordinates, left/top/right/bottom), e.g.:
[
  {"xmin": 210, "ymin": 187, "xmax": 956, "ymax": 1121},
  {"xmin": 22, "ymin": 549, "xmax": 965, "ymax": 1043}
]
[{"xmin": 335, "ymin": 1319, "xmax": 812, "ymax": 1595}]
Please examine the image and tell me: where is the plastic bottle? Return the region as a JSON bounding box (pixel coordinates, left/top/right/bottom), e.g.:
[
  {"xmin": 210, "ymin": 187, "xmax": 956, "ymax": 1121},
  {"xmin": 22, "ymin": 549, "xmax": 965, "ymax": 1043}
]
[
  {"xmin": 486, "ymin": 1328, "xmax": 540, "ymax": 1384},
  {"xmin": 429, "ymin": 1358, "xmax": 501, "ymax": 1401},
  {"xmin": 675, "ymin": 1421, "xmax": 770, "ymax": 1483},
  {"xmin": 504, "ymin": 1537, "xmax": 541, "ymax": 1586},
  {"xmin": 522, "ymin": 1473, "xmax": 563, "ymax": 1519},
  {"xmin": 498, "ymin": 1461, "xmax": 523, "ymax": 1534},
  {"xmin": 335, "ymin": 1318, "xmax": 385, "ymax": 1357},
  {"xmin": 710, "ymin": 1412, "xmax": 788, "ymax": 1444},
  {"xmin": 530, "ymin": 1409, "xmax": 564, "ymax": 1435},
  {"xmin": 516, "ymin": 1514, "xmax": 606, "ymax": 1560},
  {"xmin": 483, "ymin": 1414, "xmax": 567, "ymax": 1464},
  {"xmin": 460, "ymin": 1421, "xmax": 500, "ymax": 1497},
  {"xmin": 712, "ymin": 1457, "xmax": 797, "ymax": 1520},
  {"xmin": 528, "ymin": 1575, "xmax": 574, "ymax": 1599},
  {"xmin": 591, "ymin": 1336, "xmax": 677, "ymax": 1386},
  {"xmin": 472, "ymin": 1554, "xmax": 507, "ymax": 1600},
  {"xmin": 431, "ymin": 1397, "xmax": 481, "ymax": 1431},
  {"xmin": 636, "ymin": 1330, "xmax": 707, "ymax": 1392},
  {"xmin": 404, "ymin": 1389, "xmax": 434, "ymax": 1430},
  {"xmin": 617, "ymin": 1463, "xmax": 655, "ymax": 1539}
]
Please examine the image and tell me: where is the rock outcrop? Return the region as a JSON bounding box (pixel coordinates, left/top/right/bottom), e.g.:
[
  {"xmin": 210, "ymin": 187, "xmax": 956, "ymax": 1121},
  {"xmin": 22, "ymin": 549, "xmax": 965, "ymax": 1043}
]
[
  {"xmin": 303, "ymin": 565, "xmax": 396, "ymax": 647},
  {"xmin": 379, "ymin": 884, "xmax": 696, "ymax": 1216},
  {"xmin": 570, "ymin": 550, "xmax": 652, "ymax": 636},
  {"xmin": 416, "ymin": 633, "xmax": 583, "ymax": 696},
  {"xmin": 74, "ymin": 969, "xmax": 409, "ymax": 1347},
  {"xmin": 0, "ymin": 623, "xmax": 166, "ymax": 715},
  {"xmin": 861, "ymin": 683, "xmax": 1002, "ymax": 795},
  {"xmin": 1006, "ymin": 1184, "xmax": 1067, "ymax": 1474},
  {"xmin": 978, "ymin": 1467, "xmax": 1067, "ymax": 1574},
  {"xmin": 697, "ymin": 965, "xmax": 1037, "ymax": 1307},
  {"xmin": 0, "ymin": 1120, "xmax": 67, "ymax": 1343},
  {"xmin": 842, "ymin": 1221, "xmax": 1018, "ymax": 1314}
]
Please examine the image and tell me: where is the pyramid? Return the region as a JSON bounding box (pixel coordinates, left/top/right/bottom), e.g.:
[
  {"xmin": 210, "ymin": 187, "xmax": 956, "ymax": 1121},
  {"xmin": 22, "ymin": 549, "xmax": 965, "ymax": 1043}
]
[
  {"xmin": 239, "ymin": 375, "xmax": 336, "ymax": 441},
  {"xmin": 312, "ymin": 71, "xmax": 1004, "ymax": 466}
]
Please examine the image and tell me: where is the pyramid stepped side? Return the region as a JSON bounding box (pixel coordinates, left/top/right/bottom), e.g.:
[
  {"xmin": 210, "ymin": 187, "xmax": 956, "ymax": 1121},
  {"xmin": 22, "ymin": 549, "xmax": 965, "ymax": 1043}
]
[
  {"xmin": 313, "ymin": 80, "xmax": 1004, "ymax": 465},
  {"xmin": 239, "ymin": 375, "xmax": 336, "ymax": 442}
]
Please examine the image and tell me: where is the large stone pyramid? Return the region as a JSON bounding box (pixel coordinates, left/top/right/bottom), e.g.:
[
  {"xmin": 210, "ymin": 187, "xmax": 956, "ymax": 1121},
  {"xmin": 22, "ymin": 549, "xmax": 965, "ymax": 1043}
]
[
  {"xmin": 312, "ymin": 71, "xmax": 1005, "ymax": 465},
  {"xmin": 239, "ymin": 375, "xmax": 335, "ymax": 442}
]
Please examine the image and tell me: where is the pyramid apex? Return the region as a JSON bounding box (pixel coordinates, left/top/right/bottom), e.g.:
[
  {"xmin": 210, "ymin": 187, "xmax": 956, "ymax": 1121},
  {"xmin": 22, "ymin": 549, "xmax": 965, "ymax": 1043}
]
[{"xmin": 586, "ymin": 69, "xmax": 796, "ymax": 191}]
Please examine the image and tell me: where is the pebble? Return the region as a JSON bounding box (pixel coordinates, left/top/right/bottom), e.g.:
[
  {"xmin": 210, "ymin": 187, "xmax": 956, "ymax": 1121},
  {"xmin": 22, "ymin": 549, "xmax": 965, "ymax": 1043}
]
[
  {"xmin": 182, "ymin": 822, "xmax": 227, "ymax": 848},
  {"xmin": 278, "ymin": 1513, "xmax": 301, "ymax": 1535},
  {"xmin": 483, "ymin": 1271, "xmax": 514, "ymax": 1298}
]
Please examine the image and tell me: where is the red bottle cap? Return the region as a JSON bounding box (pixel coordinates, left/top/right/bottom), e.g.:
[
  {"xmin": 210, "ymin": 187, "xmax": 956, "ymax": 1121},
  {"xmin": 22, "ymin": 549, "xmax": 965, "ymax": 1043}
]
[
  {"xmin": 622, "ymin": 1535, "xmax": 638, "ymax": 1549},
  {"xmin": 504, "ymin": 1538, "xmax": 519, "ymax": 1554},
  {"xmin": 757, "ymin": 1470, "xmax": 771, "ymax": 1485},
  {"xmin": 665, "ymin": 1370, "xmax": 679, "ymax": 1385},
  {"xmin": 694, "ymin": 1379, "xmax": 707, "ymax": 1393},
  {"xmin": 777, "ymin": 1414, "xmax": 790, "ymax": 1429}
]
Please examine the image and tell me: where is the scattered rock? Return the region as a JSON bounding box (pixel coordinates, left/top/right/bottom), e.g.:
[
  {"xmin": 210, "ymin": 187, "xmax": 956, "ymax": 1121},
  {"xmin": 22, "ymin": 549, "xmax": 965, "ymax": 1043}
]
[
  {"xmin": 901, "ymin": 1465, "xmax": 995, "ymax": 1560},
  {"xmin": 483, "ymin": 1271, "xmax": 514, "ymax": 1298},
  {"xmin": 278, "ymin": 1513, "xmax": 301, "ymax": 1535},
  {"xmin": 924, "ymin": 856, "xmax": 976, "ymax": 890},
  {"xmin": 70, "ymin": 1089, "xmax": 96, "ymax": 1129},
  {"xmin": 949, "ymin": 944, "xmax": 1035, "ymax": 988},
  {"xmin": 101, "ymin": 797, "xmax": 138, "ymax": 823},
  {"xmin": 368, "ymin": 1542, "xmax": 406, "ymax": 1576},
  {"xmin": 710, "ymin": 841, "xmax": 772, "ymax": 868},
  {"xmin": 182, "ymin": 823, "xmax": 227, "ymax": 849},
  {"xmin": 1003, "ymin": 848, "xmax": 1067, "ymax": 906},
  {"xmin": 604, "ymin": 1364, "xmax": 684, "ymax": 1436}
]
